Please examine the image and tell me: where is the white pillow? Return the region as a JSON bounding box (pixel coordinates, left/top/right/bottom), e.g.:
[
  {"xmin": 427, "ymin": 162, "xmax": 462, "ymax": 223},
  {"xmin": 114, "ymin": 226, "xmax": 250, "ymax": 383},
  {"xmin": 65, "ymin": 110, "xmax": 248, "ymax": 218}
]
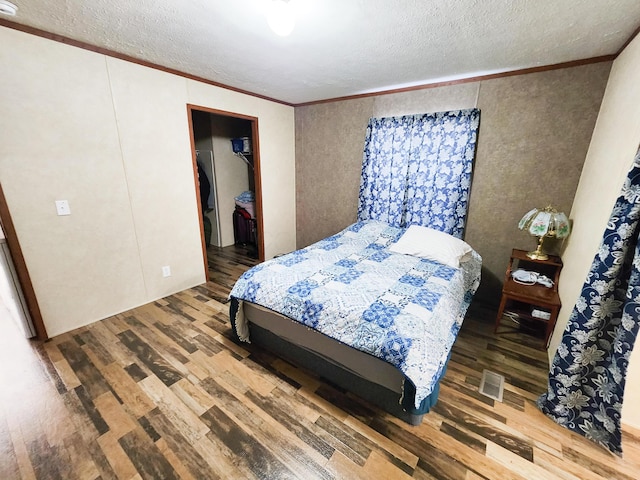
[{"xmin": 389, "ymin": 225, "xmax": 473, "ymax": 268}]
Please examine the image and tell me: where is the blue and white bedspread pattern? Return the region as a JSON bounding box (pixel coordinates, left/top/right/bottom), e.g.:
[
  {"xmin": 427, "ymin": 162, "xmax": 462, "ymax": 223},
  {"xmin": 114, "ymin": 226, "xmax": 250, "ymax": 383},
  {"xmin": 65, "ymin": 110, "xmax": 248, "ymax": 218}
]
[{"xmin": 230, "ymin": 221, "xmax": 481, "ymax": 407}]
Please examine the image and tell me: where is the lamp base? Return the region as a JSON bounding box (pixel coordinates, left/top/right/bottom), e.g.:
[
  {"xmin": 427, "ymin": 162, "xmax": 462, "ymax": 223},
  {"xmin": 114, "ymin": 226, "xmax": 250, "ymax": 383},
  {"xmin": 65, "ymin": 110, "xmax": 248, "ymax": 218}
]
[
  {"xmin": 527, "ymin": 236, "xmax": 549, "ymax": 261},
  {"xmin": 526, "ymin": 250, "xmax": 549, "ymax": 261}
]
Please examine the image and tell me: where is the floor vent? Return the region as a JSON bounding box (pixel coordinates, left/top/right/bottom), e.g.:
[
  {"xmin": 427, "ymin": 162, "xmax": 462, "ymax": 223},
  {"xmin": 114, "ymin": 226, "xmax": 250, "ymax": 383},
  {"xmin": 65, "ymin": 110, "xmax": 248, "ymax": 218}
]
[{"xmin": 479, "ymin": 369, "xmax": 505, "ymax": 402}]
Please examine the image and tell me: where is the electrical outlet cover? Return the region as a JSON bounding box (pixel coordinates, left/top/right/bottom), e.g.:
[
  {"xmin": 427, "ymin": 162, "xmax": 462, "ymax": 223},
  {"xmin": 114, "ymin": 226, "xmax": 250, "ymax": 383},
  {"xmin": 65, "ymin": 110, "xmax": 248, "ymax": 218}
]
[{"xmin": 55, "ymin": 200, "xmax": 71, "ymax": 216}]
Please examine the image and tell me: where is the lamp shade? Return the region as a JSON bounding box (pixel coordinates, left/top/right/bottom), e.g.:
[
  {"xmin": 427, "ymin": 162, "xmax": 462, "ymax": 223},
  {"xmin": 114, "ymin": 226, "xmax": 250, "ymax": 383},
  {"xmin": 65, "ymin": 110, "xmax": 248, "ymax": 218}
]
[{"xmin": 518, "ymin": 206, "xmax": 570, "ymax": 239}]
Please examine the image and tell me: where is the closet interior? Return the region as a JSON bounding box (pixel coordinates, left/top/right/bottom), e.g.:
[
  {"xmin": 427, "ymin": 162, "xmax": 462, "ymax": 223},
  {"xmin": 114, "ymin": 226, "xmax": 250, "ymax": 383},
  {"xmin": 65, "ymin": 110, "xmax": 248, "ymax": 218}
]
[{"xmin": 191, "ymin": 110, "xmax": 258, "ymax": 267}]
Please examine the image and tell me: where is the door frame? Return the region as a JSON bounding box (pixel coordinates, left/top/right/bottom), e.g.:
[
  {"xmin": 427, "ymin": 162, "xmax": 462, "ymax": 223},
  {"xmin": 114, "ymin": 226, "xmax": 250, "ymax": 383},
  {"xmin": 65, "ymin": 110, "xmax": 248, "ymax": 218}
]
[
  {"xmin": 187, "ymin": 105, "xmax": 264, "ymax": 280},
  {"xmin": 0, "ymin": 183, "xmax": 48, "ymax": 340}
]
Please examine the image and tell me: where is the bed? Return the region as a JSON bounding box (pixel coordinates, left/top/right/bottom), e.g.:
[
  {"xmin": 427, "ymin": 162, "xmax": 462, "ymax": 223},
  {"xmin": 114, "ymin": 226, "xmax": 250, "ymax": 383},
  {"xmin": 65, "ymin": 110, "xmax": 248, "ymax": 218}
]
[{"xmin": 229, "ymin": 220, "xmax": 481, "ymax": 424}]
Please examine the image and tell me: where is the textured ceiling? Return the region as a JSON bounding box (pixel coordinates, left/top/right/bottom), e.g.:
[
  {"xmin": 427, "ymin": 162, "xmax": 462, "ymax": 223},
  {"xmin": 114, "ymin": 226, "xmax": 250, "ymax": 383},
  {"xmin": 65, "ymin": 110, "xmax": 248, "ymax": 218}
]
[{"xmin": 4, "ymin": 0, "xmax": 640, "ymax": 104}]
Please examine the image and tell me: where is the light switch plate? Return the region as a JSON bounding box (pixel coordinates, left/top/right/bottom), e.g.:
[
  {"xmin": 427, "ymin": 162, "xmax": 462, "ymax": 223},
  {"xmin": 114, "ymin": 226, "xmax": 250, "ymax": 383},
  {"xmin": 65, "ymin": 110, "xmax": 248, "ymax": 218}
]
[{"xmin": 55, "ymin": 200, "xmax": 71, "ymax": 216}]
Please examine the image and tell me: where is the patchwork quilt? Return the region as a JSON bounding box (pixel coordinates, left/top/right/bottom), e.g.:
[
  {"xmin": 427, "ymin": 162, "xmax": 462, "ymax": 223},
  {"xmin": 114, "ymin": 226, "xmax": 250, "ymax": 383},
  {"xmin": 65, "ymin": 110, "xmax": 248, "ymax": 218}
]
[{"xmin": 229, "ymin": 220, "xmax": 481, "ymax": 407}]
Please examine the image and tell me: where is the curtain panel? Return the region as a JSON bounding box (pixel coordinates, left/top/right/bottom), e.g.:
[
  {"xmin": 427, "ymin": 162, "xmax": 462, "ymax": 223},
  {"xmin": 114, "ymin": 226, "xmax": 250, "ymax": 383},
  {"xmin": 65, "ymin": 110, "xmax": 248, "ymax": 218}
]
[
  {"xmin": 357, "ymin": 109, "xmax": 480, "ymax": 238},
  {"xmin": 538, "ymin": 148, "xmax": 640, "ymax": 455}
]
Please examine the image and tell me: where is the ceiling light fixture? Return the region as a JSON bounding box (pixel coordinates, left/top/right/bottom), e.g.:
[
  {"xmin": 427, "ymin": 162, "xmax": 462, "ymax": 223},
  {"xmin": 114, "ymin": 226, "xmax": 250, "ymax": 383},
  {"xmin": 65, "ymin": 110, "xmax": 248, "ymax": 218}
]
[
  {"xmin": 266, "ymin": 0, "xmax": 296, "ymax": 37},
  {"xmin": 0, "ymin": 0, "xmax": 17, "ymax": 16}
]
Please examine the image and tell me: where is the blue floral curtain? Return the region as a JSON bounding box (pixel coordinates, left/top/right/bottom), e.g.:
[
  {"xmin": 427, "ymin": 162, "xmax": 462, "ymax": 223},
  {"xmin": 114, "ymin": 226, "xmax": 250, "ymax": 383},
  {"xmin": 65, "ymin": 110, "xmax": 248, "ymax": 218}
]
[
  {"xmin": 357, "ymin": 116, "xmax": 414, "ymax": 227},
  {"xmin": 538, "ymin": 148, "xmax": 640, "ymax": 455},
  {"xmin": 357, "ymin": 109, "xmax": 480, "ymax": 238}
]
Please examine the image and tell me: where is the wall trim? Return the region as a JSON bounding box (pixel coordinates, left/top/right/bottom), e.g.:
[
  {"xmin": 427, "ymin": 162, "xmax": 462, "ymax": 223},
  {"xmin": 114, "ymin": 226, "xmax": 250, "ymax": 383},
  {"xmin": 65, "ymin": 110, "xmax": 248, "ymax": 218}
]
[
  {"xmin": 295, "ymin": 56, "xmax": 615, "ymax": 107},
  {"xmin": 617, "ymin": 22, "xmax": 640, "ymax": 56},
  {"xmin": 0, "ymin": 19, "xmax": 295, "ymax": 108},
  {"xmin": 0, "ymin": 17, "xmax": 633, "ymax": 108}
]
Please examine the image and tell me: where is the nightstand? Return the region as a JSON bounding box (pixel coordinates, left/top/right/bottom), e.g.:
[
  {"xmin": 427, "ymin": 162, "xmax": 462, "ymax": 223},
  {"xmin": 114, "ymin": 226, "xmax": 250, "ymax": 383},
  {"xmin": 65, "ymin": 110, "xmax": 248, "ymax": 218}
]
[{"xmin": 494, "ymin": 249, "xmax": 563, "ymax": 348}]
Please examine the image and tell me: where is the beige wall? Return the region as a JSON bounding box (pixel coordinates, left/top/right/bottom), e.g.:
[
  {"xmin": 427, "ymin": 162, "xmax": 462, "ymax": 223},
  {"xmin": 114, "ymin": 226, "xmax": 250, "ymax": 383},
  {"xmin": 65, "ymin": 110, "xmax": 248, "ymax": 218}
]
[
  {"xmin": 295, "ymin": 63, "xmax": 611, "ymax": 302},
  {"xmin": 550, "ymin": 35, "xmax": 640, "ymax": 429},
  {"xmin": 0, "ymin": 26, "xmax": 295, "ymax": 337}
]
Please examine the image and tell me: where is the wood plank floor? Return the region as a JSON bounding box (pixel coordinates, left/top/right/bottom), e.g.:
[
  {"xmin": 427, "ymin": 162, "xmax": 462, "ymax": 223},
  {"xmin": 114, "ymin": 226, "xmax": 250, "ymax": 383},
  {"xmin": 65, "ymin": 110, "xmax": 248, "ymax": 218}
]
[{"xmin": 1, "ymin": 244, "xmax": 640, "ymax": 479}]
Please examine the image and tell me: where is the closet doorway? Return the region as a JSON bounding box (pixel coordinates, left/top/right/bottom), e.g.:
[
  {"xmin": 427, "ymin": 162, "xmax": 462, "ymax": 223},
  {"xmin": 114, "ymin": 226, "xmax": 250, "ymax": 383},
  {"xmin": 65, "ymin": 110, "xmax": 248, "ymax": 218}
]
[{"xmin": 188, "ymin": 106, "xmax": 263, "ymax": 281}]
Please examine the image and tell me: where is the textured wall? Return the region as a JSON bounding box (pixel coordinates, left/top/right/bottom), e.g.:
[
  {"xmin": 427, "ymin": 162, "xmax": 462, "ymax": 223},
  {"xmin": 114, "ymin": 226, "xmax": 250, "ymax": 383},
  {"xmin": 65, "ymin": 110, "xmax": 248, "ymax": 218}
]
[
  {"xmin": 295, "ymin": 63, "xmax": 611, "ymax": 305},
  {"xmin": 295, "ymin": 82, "xmax": 480, "ymax": 248},
  {"xmin": 295, "ymin": 97, "xmax": 374, "ymax": 246}
]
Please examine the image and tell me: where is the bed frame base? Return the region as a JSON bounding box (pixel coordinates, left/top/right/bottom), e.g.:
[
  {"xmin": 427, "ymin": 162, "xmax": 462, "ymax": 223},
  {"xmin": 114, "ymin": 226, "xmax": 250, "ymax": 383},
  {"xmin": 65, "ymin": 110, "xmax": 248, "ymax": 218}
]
[{"xmin": 239, "ymin": 321, "xmax": 426, "ymax": 426}]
